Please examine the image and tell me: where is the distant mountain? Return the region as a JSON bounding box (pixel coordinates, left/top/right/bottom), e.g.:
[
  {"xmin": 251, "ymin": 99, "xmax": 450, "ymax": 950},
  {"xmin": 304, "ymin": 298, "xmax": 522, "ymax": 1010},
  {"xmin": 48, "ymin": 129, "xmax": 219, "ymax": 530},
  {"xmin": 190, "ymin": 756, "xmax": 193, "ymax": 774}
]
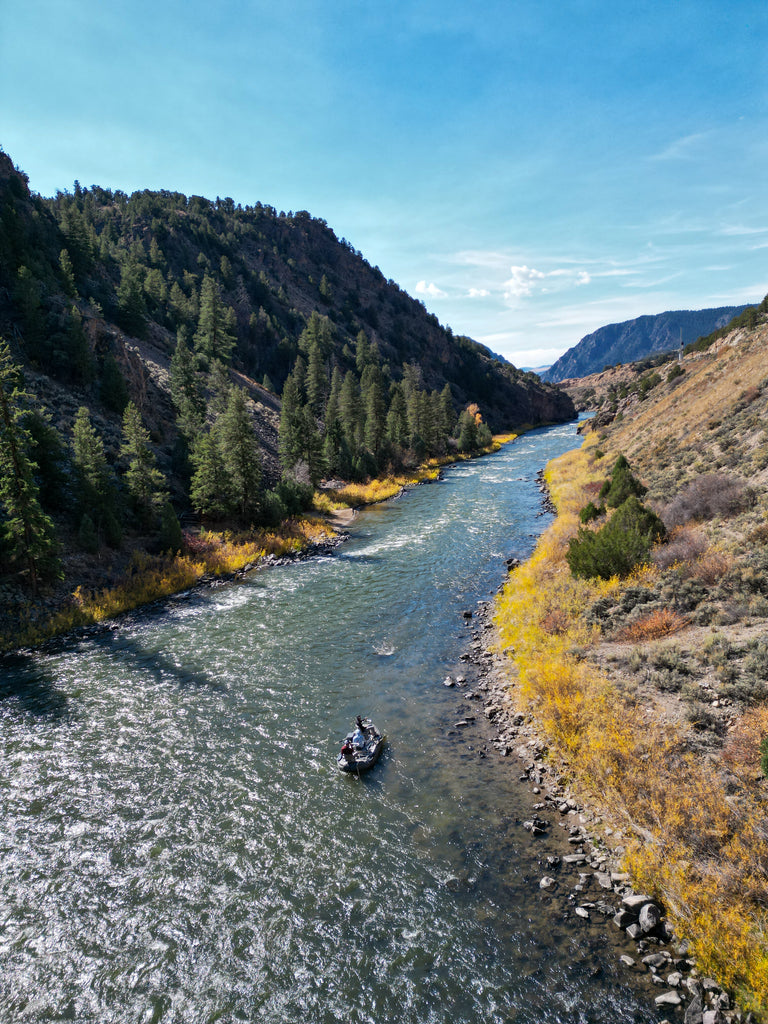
[{"xmin": 542, "ymin": 306, "xmax": 751, "ymax": 382}]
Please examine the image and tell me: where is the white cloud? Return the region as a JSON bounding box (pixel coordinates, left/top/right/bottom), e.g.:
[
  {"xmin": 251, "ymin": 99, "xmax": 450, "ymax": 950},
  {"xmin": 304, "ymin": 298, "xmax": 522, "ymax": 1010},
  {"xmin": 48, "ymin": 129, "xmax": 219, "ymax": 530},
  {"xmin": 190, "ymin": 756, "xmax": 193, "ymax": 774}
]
[
  {"xmin": 467, "ymin": 287, "xmax": 490, "ymax": 298},
  {"xmin": 503, "ymin": 265, "xmax": 546, "ymax": 298},
  {"xmin": 502, "ymin": 264, "xmax": 591, "ymax": 301},
  {"xmin": 415, "ymin": 280, "xmax": 446, "ymax": 298}
]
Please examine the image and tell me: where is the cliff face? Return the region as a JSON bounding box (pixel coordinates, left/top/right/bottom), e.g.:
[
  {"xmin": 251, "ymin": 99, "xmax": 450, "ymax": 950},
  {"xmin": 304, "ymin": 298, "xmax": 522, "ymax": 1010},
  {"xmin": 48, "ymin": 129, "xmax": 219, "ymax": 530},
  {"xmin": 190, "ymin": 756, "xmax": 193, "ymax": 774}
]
[{"xmin": 542, "ymin": 306, "xmax": 750, "ymax": 382}]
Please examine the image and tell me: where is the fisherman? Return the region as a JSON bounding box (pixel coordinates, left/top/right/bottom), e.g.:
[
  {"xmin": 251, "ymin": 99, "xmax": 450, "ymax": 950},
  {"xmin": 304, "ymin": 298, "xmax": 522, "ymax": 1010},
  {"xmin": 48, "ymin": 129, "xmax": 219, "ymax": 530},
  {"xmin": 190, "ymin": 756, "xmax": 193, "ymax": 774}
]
[
  {"xmin": 352, "ymin": 717, "xmax": 367, "ymax": 748},
  {"xmin": 340, "ymin": 739, "xmax": 356, "ymax": 764}
]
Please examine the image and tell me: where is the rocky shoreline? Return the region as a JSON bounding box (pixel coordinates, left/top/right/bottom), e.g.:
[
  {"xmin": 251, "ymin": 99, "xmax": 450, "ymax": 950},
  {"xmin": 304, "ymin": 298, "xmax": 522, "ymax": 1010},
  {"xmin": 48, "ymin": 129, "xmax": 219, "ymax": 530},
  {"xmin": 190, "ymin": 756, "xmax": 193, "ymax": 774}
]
[{"xmin": 444, "ymin": 595, "xmax": 754, "ymax": 1023}]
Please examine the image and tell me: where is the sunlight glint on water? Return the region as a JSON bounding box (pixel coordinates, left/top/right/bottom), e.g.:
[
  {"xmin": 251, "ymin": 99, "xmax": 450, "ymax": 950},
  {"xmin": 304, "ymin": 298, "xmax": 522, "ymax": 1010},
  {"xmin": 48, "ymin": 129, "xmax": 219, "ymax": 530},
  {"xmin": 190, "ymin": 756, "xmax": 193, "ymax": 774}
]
[{"xmin": 0, "ymin": 422, "xmax": 660, "ymax": 1023}]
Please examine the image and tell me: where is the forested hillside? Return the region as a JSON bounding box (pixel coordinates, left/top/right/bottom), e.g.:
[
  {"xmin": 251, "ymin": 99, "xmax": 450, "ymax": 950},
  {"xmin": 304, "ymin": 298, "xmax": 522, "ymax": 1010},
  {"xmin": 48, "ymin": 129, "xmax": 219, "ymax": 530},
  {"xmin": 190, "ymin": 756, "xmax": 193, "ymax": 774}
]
[{"xmin": 0, "ymin": 148, "xmax": 572, "ymax": 616}]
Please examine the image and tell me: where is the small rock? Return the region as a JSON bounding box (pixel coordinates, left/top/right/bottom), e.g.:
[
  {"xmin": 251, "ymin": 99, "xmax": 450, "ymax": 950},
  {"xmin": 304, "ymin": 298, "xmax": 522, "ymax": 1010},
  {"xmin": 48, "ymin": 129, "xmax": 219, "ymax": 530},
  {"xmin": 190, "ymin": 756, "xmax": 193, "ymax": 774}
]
[
  {"xmin": 643, "ymin": 953, "xmax": 671, "ymax": 969},
  {"xmin": 539, "ymin": 876, "xmax": 557, "ymax": 890},
  {"xmin": 575, "ymin": 907, "xmax": 589, "ymax": 919},
  {"xmin": 702, "ymin": 1012, "xmax": 723, "ymax": 1024},
  {"xmin": 655, "ymin": 991, "xmax": 683, "ymax": 1007},
  {"xmin": 667, "ymin": 972, "xmax": 683, "ymax": 987},
  {"xmin": 626, "ymin": 923, "xmax": 642, "ymax": 940},
  {"xmin": 684, "ymin": 993, "xmax": 704, "ymax": 1024},
  {"xmin": 619, "ymin": 955, "xmax": 635, "ymax": 967},
  {"xmin": 594, "ymin": 871, "xmax": 613, "ymax": 889},
  {"xmin": 623, "ymin": 893, "xmax": 653, "ymax": 910},
  {"xmin": 639, "ymin": 902, "xmax": 662, "ymax": 933},
  {"xmin": 443, "ymin": 677, "xmax": 456, "ymax": 687}
]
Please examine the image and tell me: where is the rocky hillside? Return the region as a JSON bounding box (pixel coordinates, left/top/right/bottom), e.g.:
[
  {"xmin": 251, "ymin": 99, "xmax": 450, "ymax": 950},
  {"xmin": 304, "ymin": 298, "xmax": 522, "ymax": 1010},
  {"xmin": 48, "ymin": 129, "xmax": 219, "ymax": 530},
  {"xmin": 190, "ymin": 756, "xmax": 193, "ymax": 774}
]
[
  {"xmin": 495, "ymin": 309, "xmax": 768, "ymax": 1016},
  {"xmin": 542, "ymin": 305, "xmax": 750, "ymax": 382}
]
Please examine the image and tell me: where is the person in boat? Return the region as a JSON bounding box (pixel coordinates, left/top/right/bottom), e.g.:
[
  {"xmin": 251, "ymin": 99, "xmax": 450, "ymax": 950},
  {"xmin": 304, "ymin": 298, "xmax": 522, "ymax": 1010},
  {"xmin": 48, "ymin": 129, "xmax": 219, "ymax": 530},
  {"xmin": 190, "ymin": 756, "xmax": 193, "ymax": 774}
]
[
  {"xmin": 340, "ymin": 739, "xmax": 356, "ymax": 764},
  {"xmin": 352, "ymin": 718, "xmax": 367, "ymax": 748}
]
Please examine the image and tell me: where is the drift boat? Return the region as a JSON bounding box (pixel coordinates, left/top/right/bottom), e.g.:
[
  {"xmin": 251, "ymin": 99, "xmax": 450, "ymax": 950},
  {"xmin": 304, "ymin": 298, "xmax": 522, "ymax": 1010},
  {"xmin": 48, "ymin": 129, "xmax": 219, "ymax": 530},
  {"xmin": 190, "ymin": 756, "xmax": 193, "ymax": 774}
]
[{"xmin": 337, "ymin": 717, "xmax": 386, "ymax": 774}]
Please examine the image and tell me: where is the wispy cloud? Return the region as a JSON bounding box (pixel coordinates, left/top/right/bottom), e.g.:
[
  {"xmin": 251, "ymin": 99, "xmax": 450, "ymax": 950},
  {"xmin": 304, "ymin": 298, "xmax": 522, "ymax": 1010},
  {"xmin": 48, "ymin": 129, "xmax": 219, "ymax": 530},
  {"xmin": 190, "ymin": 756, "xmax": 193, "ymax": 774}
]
[
  {"xmin": 648, "ymin": 131, "xmax": 713, "ymax": 161},
  {"xmin": 467, "ymin": 287, "xmax": 490, "ymax": 298}
]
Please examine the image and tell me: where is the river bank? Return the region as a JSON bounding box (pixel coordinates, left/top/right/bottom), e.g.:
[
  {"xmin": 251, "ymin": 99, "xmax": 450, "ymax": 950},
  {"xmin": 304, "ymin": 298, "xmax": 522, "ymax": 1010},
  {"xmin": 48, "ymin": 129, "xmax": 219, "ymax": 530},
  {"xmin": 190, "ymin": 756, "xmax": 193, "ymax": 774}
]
[
  {"xmin": 482, "ymin": 430, "xmax": 767, "ymax": 1022},
  {"xmin": 446, "ymin": 594, "xmax": 747, "ymax": 1024}
]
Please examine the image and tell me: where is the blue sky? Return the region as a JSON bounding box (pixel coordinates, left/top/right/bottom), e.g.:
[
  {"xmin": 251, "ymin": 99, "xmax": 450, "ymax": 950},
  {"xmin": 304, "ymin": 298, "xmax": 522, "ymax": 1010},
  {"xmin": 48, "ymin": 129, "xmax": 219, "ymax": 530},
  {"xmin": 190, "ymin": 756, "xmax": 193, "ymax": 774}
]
[{"xmin": 2, "ymin": 0, "xmax": 767, "ymax": 366}]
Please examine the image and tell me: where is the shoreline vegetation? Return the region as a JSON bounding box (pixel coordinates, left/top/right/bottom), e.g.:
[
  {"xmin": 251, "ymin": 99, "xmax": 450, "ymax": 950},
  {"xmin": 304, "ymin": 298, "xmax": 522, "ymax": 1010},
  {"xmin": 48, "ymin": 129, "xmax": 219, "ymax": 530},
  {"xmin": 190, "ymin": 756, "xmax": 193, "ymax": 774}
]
[
  {"xmin": 494, "ymin": 431, "xmax": 768, "ymax": 1019},
  {"xmin": 1, "ymin": 431, "xmax": 519, "ymax": 655}
]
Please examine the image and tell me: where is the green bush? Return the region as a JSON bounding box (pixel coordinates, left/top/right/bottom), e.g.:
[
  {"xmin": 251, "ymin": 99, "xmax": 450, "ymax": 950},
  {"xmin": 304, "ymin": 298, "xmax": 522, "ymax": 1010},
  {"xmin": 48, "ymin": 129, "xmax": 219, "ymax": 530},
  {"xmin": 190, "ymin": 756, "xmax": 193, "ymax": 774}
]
[
  {"xmin": 760, "ymin": 737, "xmax": 768, "ymax": 778},
  {"xmin": 579, "ymin": 500, "xmax": 603, "ymax": 523},
  {"xmin": 567, "ymin": 496, "xmax": 666, "ymax": 580},
  {"xmin": 598, "ymin": 454, "xmax": 647, "ymax": 508}
]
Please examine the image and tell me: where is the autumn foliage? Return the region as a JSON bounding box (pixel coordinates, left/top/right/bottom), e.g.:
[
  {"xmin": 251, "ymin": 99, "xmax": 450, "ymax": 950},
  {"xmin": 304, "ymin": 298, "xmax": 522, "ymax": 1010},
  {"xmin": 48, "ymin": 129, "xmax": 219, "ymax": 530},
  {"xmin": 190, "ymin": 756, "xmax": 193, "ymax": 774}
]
[{"xmin": 494, "ymin": 434, "xmax": 768, "ymax": 1016}]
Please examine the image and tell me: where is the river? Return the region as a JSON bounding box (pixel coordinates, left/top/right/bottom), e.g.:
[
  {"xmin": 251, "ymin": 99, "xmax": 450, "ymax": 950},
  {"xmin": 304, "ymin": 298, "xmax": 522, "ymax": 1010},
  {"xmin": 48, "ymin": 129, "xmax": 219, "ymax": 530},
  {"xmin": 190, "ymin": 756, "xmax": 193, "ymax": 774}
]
[{"xmin": 0, "ymin": 420, "xmax": 664, "ymax": 1024}]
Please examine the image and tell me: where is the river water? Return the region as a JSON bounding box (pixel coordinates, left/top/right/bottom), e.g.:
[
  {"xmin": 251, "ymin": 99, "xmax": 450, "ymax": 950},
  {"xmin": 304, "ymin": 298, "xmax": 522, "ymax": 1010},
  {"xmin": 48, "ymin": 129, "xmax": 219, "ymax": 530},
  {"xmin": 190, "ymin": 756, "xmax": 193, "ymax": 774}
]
[{"xmin": 1, "ymin": 421, "xmax": 663, "ymax": 1024}]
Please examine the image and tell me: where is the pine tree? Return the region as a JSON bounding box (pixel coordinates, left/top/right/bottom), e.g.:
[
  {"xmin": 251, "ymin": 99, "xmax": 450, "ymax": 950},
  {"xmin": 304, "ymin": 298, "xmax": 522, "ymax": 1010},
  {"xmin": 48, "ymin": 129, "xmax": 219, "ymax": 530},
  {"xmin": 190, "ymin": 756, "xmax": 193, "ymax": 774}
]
[
  {"xmin": 364, "ymin": 378, "xmax": 387, "ymax": 464},
  {"xmin": 306, "ymin": 339, "xmax": 328, "ymax": 417},
  {"xmin": 301, "ymin": 405, "xmax": 326, "ymax": 487},
  {"xmin": 116, "ymin": 255, "xmax": 147, "ymax": 337},
  {"xmin": 386, "ymin": 383, "xmax": 409, "ymax": 452},
  {"xmin": 194, "ymin": 274, "xmax": 236, "ymax": 365},
  {"xmin": 339, "ymin": 371, "xmax": 364, "ymax": 452},
  {"xmin": 190, "ymin": 425, "xmax": 233, "ymax": 519},
  {"xmin": 120, "ymin": 402, "xmax": 168, "ymax": 524},
  {"xmin": 278, "ymin": 368, "xmax": 306, "ymax": 473},
  {"xmin": 59, "ymin": 248, "xmax": 77, "ymax": 297},
  {"xmin": 0, "ymin": 340, "xmax": 60, "ymax": 585},
  {"xmin": 169, "ymin": 328, "xmax": 204, "ymax": 436},
  {"xmin": 72, "ymin": 406, "xmax": 121, "ymax": 547},
  {"xmin": 219, "ymin": 387, "xmax": 262, "ymax": 524}
]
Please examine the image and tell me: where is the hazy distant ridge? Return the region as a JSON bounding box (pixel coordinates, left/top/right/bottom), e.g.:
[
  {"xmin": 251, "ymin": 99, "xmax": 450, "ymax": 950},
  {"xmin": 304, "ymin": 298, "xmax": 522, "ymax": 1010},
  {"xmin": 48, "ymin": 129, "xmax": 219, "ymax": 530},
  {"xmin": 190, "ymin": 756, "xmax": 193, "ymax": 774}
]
[{"xmin": 542, "ymin": 306, "xmax": 750, "ymax": 382}]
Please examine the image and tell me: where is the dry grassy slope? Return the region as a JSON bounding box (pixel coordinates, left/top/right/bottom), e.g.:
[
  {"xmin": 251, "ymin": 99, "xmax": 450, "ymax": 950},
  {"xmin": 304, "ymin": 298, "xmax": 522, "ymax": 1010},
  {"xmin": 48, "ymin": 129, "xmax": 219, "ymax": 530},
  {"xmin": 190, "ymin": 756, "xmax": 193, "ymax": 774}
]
[{"xmin": 584, "ymin": 320, "xmax": 768, "ymax": 764}]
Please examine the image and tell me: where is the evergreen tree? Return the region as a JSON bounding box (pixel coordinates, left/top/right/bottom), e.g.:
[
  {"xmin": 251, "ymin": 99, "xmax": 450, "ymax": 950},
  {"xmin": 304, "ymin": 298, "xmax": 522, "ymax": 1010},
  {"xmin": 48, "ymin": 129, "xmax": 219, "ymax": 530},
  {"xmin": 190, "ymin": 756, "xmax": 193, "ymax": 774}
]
[
  {"xmin": 190, "ymin": 425, "xmax": 233, "ymax": 519},
  {"xmin": 306, "ymin": 339, "xmax": 328, "ymax": 417},
  {"xmin": 59, "ymin": 248, "xmax": 77, "ymax": 297},
  {"xmin": 120, "ymin": 402, "xmax": 168, "ymax": 524},
  {"xmin": 194, "ymin": 273, "xmax": 236, "ymax": 365},
  {"xmin": 169, "ymin": 328, "xmax": 204, "ymax": 436},
  {"xmin": 298, "ymin": 311, "xmax": 334, "ymax": 359},
  {"xmin": 386, "ymin": 383, "xmax": 409, "ymax": 452},
  {"xmin": 439, "ymin": 383, "xmax": 455, "ymax": 440},
  {"xmin": 26, "ymin": 409, "xmax": 67, "ymax": 512},
  {"xmin": 72, "ymin": 406, "xmax": 121, "ymax": 547},
  {"xmin": 14, "ymin": 266, "xmax": 46, "ymax": 362},
  {"xmin": 219, "ymin": 387, "xmax": 262, "ymax": 524},
  {"xmin": 457, "ymin": 408, "xmax": 478, "ymax": 452},
  {"xmin": 64, "ymin": 306, "xmax": 93, "ymax": 384},
  {"xmin": 0, "ymin": 340, "xmax": 60, "ymax": 585},
  {"xmin": 115, "ymin": 255, "xmax": 147, "ymax": 337},
  {"xmin": 278, "ymin": 368, "xmax": 306, "ymax": 473},
  {"xmin": 339, "ymin": 371, "xmax": 364, "ymax": 452},
  {"xmin": 158, "ymin": 500, "xmax": 182, "ymax": 553},
  {"xmin": 364, "ymin": 377, "xmax": 387, "ymax": 464},
  {"xmin": 301, "ymin": 405, "xmax": 326, "ymax": 487}
]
